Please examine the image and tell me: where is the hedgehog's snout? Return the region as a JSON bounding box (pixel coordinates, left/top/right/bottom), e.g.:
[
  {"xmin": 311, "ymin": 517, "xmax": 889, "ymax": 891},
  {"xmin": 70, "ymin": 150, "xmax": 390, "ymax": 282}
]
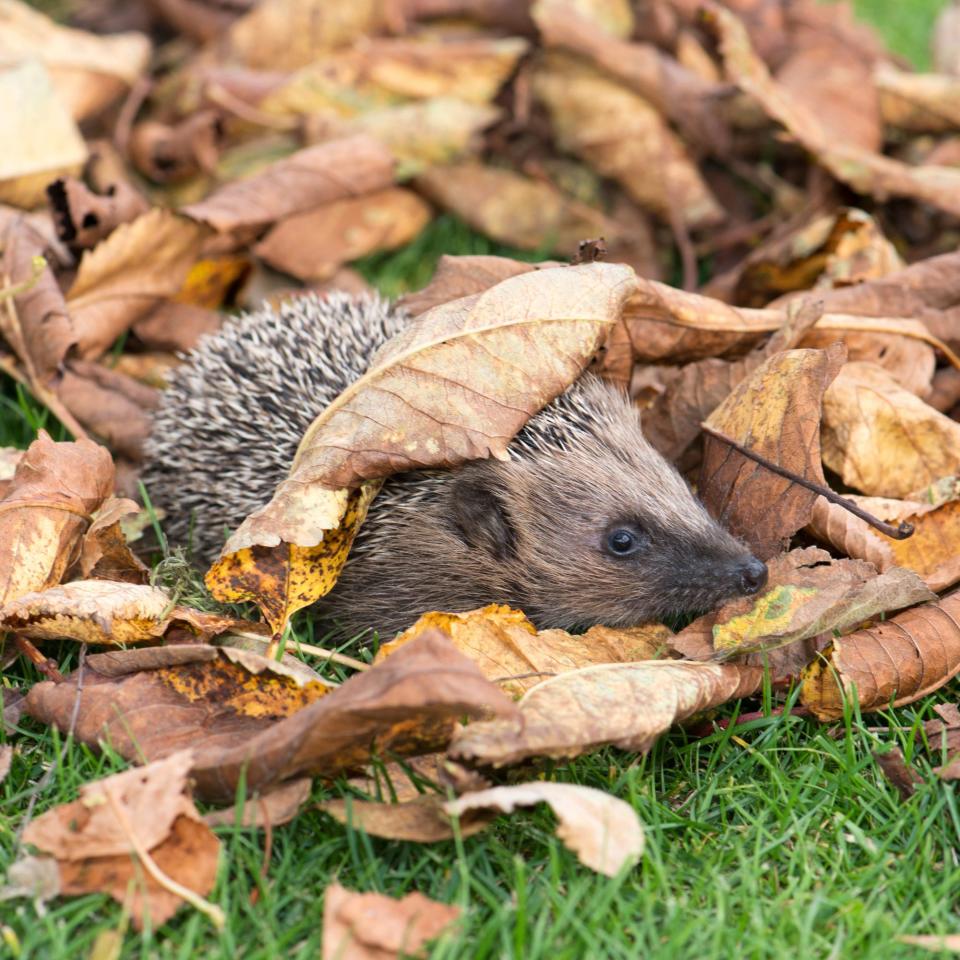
[{"xmin": 734, "ymin": 556, "xmax": 768, "ymax": 596}]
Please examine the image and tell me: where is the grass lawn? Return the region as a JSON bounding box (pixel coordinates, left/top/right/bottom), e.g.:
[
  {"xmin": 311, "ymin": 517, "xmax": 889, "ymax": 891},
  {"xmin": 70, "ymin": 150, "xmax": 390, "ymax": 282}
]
[{"xmin": 2, "ymin": 3, "xmax": 959, "ymax": 958}]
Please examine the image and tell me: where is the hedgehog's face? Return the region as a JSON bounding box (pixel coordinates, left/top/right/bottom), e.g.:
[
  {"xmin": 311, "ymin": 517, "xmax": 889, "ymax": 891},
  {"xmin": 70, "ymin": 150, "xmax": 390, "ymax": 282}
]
[{"xmin": 449, "ymin": 428, "xmax": 768, "ymax": 631}]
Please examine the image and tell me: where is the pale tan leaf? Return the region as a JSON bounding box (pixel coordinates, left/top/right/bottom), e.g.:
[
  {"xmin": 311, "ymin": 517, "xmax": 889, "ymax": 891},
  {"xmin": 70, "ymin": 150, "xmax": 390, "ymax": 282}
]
[
  {"xmin": 445, "ymin": 782, "xmax": 643, "ymax": 876},
  {"xmin": 203, "ymin": 778, "xmax": 312, "ymax": 828}
]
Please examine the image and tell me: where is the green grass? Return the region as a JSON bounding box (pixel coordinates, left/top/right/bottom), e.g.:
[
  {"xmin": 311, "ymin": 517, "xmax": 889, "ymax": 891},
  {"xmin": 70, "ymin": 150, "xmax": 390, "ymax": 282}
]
[
  {"xmin": 3, "ymin": 3, "xmax": 959, "ymax": 958},
  {"xmin": 852, "ymin": 0, "xmax": 946, "ymax": 69}
]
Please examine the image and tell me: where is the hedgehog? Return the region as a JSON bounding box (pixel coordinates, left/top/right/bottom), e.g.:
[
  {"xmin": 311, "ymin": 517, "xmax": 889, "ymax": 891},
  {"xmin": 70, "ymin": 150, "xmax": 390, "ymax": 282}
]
[{"xmin": 143, "ymin": 292, "xmax": 768, "ymax": 639}]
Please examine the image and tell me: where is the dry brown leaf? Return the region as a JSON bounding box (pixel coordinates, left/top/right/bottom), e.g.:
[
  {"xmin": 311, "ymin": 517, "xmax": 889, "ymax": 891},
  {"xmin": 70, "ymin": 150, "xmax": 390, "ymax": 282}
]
[
  {"xmin": 415, "ymin": 164, "xmax": 610, "ymax": 253},
  {"xmin": 20, "ymin": 751, "xmax": 220, "ymax": 929},
  {"xmin": 46, "ymin": 176, "xmax": 149, "ymax": 250},
  {"xmin": 925, "ymin": 702, "xmax": 960, "ymax": 780},
  {"xmin": 532, "ymin": 0, "xmax": 729, "ymax": 152},
  {"xmin": 450, "ymin": 659, "xmax": 762, "ymax": 768},
  {"xmin": 129, "ymin": 113, "xmax": 224, "ymax": 185},
  {"xmin": 132, "ymin": 302, "xmax": 223, "ymax": 353},
  {"xmin": 821, "ymin": 362, "xmax": 960, "ymax": 498},
  {"xmin": 875, "ymin": 64, "xmax": 960, "ymax": 133},
  {"xmin": 75, "ymin": 495, "xmax": 147, "ymax": 583},
  {"xmin": 671, "ymin": 547, "xmax": 934, "ymax": 659},
  {"xmin": 699, "ymin": 344, "xmax": 845, "ymax": 560},
  {"xmin": 322, "ymin": 883, "xmax": 460, "ymax": 960},
  {"xmin": 183, "ymin": 135, "xmax": 395, "ymax": 233},
  {"xmin": 377, "ymin": 605, "xmax": 673, "ymax": 697},
  {"xmin": 801, "ymin": 591, "xmax": 960, "ymax": 720},
  {"xmin": 533, "ymin": 51, "xmax": 723, "ymax": 228},
  {"xmin": 65, "ymin": 209, "xmax": 207, "ymax": 360},
  {"xmin": 0, "ymin": 580, "xmax": 241, "ymax": 646},
  {"xmin": 0, "ymin": 0, "xmax": 150, "ymax": 122},
  {"xmin": 0, "ymin": 60, "xmax": 87, "ymax": 207},
  {"xmin": 206, "ymin": 262, "xmax": 636, "ymax": 634},
  {"xmin": 445, "ymin": 782, "xmax": 644, "ymax": 876},
  {"xmin": 873, "ymin": 747, "xmax": 922, "ymax": 800},
  {"xmin": 642, "ymin": 298, "xmax": 824, "ymax": 461},
  {"xmin": 709, "ymin": 5, "xmax": 960, "ymax": 220},
  {"xmin": 322, "ymin": 794, "xmax": 493, "ymax": 843},
  {"xmin": 255, "ymin": 188, "xmax": 431, "ymax": 281},
  {"xmin": 26, "ymin": 632, "xmax": 517, "ymax": 802},
  {"xmin": 808, "ymin": 482, "xmax": 960, "ymax": 591},
  {"xmin": 203, "ymin": 777, "xmax": 313, "ymax": 828},
  {"xmin": 58, "ymin": 360, "xmax": 158, "ymax": 460},
  {"xmin": 0, "ymin": 433, "xmax": 114, "ymax": 605}
]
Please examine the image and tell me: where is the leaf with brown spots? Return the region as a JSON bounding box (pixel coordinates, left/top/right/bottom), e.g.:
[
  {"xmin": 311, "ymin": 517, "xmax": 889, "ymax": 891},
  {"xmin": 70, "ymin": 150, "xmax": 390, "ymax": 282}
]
[
  {"xmin": 671, "ymin": 547, "xmax": 933, "ymax": 659},
  {"xmin": 0, "ymin": 432, "xmax": 114, "ymax": 606},
  {"xmin": 821, "ymin": 362, "xmax": 960, "ymax": 498},
  {"xmin": 699, "ymin": 344, "xmax": 846, "ymax": 560},
  {"xmin": 18, "ymin": 751, "xmax": 220, "ymax": 930},
  {"xmin": 206, "ymin": 262, "xmax": 636, "ymax": 635},
  {"xmin": 322, "ymin": 883, "xmax": 460, "ymax": 960},
  {"xmin": 377, "ymin": 604, "xmax": 673, "ymax": 697},
  {"xmin": 0, "ymin": 580, "xmax": 242, "ymax": 646},
  {"xmin": 25, "ymin": 632, "xmax": 517, "ymax": 802},
  {"xmin": 449, "ymin": 659, "xmax": 762, "ymax": 769},
  {"xmin": 800, "ymin": 591, "xmax": 960, "ymax": 721}
]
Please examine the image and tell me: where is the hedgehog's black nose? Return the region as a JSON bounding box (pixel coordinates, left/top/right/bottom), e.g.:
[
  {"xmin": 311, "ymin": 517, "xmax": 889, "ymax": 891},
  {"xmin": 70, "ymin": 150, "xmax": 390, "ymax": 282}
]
[{"xmin": 737, "ymin": 557, "xmax": 768, "ymax": 596}]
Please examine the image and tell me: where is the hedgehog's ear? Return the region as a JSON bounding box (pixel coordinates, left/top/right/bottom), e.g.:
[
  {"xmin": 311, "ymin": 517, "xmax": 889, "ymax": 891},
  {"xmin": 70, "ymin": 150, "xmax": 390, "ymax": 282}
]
[{"xmin": 449, "ymin": 471, "xmax": 515, "ymax": 560}]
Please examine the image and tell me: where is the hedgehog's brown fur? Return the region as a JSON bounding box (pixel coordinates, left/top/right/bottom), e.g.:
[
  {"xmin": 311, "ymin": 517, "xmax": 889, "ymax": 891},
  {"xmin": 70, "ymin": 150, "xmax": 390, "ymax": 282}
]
[{"xmin": 144, "ymin": 292, "xmax": 767, "ymax": 639}]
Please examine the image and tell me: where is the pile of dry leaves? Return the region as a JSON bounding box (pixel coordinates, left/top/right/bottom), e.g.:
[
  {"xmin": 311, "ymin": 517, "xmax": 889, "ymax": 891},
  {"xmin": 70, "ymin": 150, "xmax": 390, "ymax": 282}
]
[{"xmin": 5, "ymin": 0, "xmax": 960, "ymax": 947}]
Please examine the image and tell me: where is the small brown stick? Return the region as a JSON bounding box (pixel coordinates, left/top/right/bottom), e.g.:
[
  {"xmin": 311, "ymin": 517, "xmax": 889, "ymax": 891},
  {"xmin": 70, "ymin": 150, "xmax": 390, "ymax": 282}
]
[
  {"xmin": 700, "ymin": 423, "xmax": 915, "ymax": 540},
  {"xmin": 13, "ymin": 636, "xmax": 65, "ymax": 683}
]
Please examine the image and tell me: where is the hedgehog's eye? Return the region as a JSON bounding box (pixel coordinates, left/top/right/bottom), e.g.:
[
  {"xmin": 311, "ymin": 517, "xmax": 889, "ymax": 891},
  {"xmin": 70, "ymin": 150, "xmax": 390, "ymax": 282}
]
[{"xmin": 605, "ymin": 526, "xmax": 646, "ymax": 557}]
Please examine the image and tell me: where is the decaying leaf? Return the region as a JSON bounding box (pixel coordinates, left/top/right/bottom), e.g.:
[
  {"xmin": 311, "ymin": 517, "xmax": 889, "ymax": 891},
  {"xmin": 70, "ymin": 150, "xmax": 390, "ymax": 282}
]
[
  {"xmin": 322, "ymin": 882, "xmax": 460, "ymax": 960},
  {"xmin": 809, "ymin": 480, "xmax": 960, "ymax": 591},
  {"xmin": 25, "ymin": 632, "xmax": 517, "ymax": 802},
  {"xmin": 47, "ymin": 175, "xmax": 149, "ymax": 249},
  {"xmin": 204, "ymin": 777, "xmax": 313, "ymax": 828},
  {"xmin": 821, "ymin": 362, "xmax": 960, "ymax": 498},
  {"xmin": 450, "ymin": 659, "xmax": 761, "ymax": 768},
  {"xmin": 445, "ymin": 782, "xmax": 644, "ymax": 877},
  {"xmin": 0, "ymin": 580, "xmax": 240, "ymax": 646},
  {"xmin": 377, "ymin": 605, "xmax": 673, "ymax": 697},
  {"xmin": 206, "ymin": 262, "xmax": 636, "ymax": 634},
  {"xmin": 699, "ymin": 344, "xmax": 845, "ymax": 559},
  {"xmin": 0, "ymin": 0, "xmax": 150, "ymax": 122},
  {"xmin": 873, "ymin": 747, "xmax": 922, "ymax": 800},
  {"xmin": 255, "ymin": 188, "xmax": 431, "ymax": 281},
  {"xmin": 0, "ymin": 433, "xmax": 114, "ymax": 605},
  {"xmin": 183, "ymin": 135, "xmax": 395, "ymax": 233},
  {"xmin": 414, "ymin": 164, "xmax": 610, "ymax": 253},
  {"xmin": 0, "ymin": 60, "xmax": 87, "ymax": 207},
  {"xmin": 533, "ymin": 51, "xmax": 723, "ymax": 228},
  {"xmin": 322, "ymin": 794, "xmax": 493, "ymax": 843},
  {"xmin": 18, "ymin": 751, "xmax": 220, "ymax": 929},
  {"xmin": 671, "ymin": 547, "xmax": 934, "ymax": 659},
  {"xmin": 801, "ymin": 591, "xmax": 960, "ymax": 720}
]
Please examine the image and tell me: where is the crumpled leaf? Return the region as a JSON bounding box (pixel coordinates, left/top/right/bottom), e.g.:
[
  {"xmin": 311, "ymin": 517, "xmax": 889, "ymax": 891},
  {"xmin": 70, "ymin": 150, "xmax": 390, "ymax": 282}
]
[
  {"xmin": 445, "ymin": 782, "xmax": 644, "ymax": 877},
  {"xmin": 449, "ymin": 659, "xmax": 762, "ymax": 768},
  {"xmin": 0, "ymin": 580, "xmax": 241, "ymax": 646},
  {"xmin": 415, "ymin": 164, "xmax": 611, "ymax": 253},
  {"xmin": 0, "ymin": 432, "xmax": 114, "ymax": 605},
  {"xmin": 74, "ymin": 496, "xmax": 148, "ymax": 583},
  {"xmin": 0, "ymin": 0, "xmax": 150, "ymax": 123},
  {"xmin": 183, "ymin": 135, "xmax": 395, "ymax": 233},
  {"xmin": 322, "ymin": 882, "xmax": 460, "ymax": 960},
  {"xmin": 25, "ymin": 632, "xmax": 517, "ymax": 802},
  {"xmin": 64, "ymin": 208, "xmax": 206, "ymax": 361},
  {"xmin": 532, "ymin": 51, "xmax": 723, "ymax": 228},
  {"xmin": 801, "ymin": 591, "xmax": 960, "ymax": 720},
  {"xmin": 18, "ymin": 751, "xmax": 219, "ymax": 930},
  {"xmin": 809, "ymin": 479, "xmax": 960, "ymax": 591},
  {"xmin": 46, "ymin": 176, "xmax": 149, "ymax": 249},
  {"xmin": 322, "ymin": 794, "xmax": 494, "ymax": 843},
  {"xmin": 0, "ymin": 60, "xmax": 87, "ymax": 208},
  {"xmin": 255, "ymin": 188, "xmax": 431, "ymax": 281},
  {"xmin": 377, "ymin": 604, "xmax": 673, "ymax": 697},
  {"xmin": 709, "ymin": 4, "xmax": 960, "ymax": 220},
  {"xmin": 206, "ymin": 262, "xmax": 636, "ymax": 634},
  {"xmin": 671, "ymin": 547, "xmax": 934, "ymax": 658},
  {"xmin": 699, "ymin": 344, "xmax": 845, "ymax": 560},
  {"xmin": 821, "ymin": 362, "xmax": 960, "ymax": 498}
]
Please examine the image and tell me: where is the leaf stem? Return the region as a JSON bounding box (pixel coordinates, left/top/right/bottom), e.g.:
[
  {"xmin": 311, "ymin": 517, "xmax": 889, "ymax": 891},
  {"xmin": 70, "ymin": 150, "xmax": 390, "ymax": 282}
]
[{"xmin": 700, "ymin": 423, "xmax": 915, "ymax": 541}]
